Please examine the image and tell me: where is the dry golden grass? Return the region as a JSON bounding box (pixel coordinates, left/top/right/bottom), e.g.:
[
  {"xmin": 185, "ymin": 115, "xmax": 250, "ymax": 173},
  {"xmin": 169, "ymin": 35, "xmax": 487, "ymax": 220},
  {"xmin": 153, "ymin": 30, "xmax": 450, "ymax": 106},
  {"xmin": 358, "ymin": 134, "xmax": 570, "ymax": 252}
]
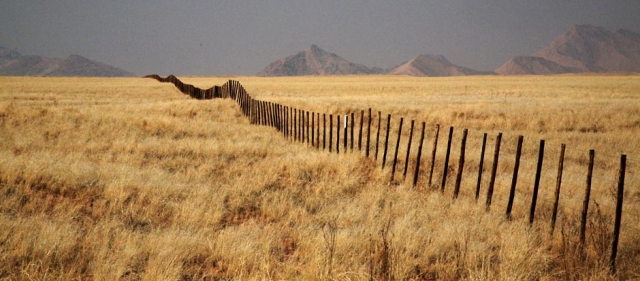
[{"xmin": 1, "ymin": 75, "xmax": 639, "ymax": 280}]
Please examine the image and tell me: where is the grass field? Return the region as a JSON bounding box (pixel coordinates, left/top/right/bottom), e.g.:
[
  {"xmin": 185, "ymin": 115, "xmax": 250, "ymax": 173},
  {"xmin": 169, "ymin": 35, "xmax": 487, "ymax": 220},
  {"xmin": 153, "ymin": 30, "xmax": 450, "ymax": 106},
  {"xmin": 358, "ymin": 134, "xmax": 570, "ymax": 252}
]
[{"xmin": 1, "ymin": 75, "xmax": 639, "ymax": 280}]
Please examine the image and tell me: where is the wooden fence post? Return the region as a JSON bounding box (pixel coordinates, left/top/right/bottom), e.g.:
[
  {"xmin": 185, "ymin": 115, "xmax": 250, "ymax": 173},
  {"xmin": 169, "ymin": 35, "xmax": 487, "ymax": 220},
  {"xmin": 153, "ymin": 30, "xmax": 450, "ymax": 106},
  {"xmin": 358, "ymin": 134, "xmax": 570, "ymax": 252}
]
[
  {"xmin": 240, "ymin": 88, "xmax": 247, "ymax": 112},
  {"xmin": 254, "ymin": 100, "xmax": 259, "ymax": 125},
  {"xmin": 284, "ymin": 106, "xmax": 288, "ymax": 137},
  {"xmin": 287, "ymin": 107, "xmax": 291, "ymax": 140},
  {"xmin": 267, "ymin": 102, "xmax": 273, "ymax": 128},
  {"xmin": 366, "ymin": 108, "xmax": 372, "ymax": 157},
  {"xmin": 253, "ymin": 100, "xmax": 262, "ymax": 125},
  {"xmin": 284, "ymin": 106, "xmax": 289, "ymax": 138},
  {"xmin": 343, "ymin": 115, "xmax": 348, "ymax": 151},
  {"xmin": 278, "ymin": 104, "xmax": 283, "ymax": 131},
  {"xmin": 242, "ymin": 91, "xmax": 246, "ymax": 113},
  {"xmin": 260, "ymin": 101, "xmax": 265, "ymax": 126},
  {"xmin": 261, "ymin": 101, "xmax": 267, "ymax": 126},
  {"xmin": 268, "ymin": 102, "xmax": 274, "ymax": 128},
  {"xmin": 299, "ymin": 109, "xmax": 302, "ymax": 141},
  {"xmin": 282, "ymin": 105, "xmax": 286, "ymax": 136},
  {"xmin": 243, "ymin": 93, "xmax": 248, "ymax": 117},
  {"xmin": 248, "ymin": 99, "xmax": 253, "ymax": 124},
  {"xmin": 246, "ymin": 94, "xmax": 251, "ymax": 117},
  {"xmin": 382, "ymin": 114, "xmax": 391, "ymax": 169},
  {"xmin": 247, "ymin": 95, "xmax": 251, "ymax": 117},
  {"xmin": 336, "ymin": 115, "xmax": 341, "ymax": 154},
  {"xmin": 251, "ymin": 100, "xmax": 260, "ymax": 125},
  {"xmin": 245, "ymin": 93, "xmax": 249, "ymax": 117},
  {"xmin": 238, "ymin": 89, "xmax": 243, "ymax": 113},
  {"xmin": 332, "ymin": 114, "xmax": 336, "ymax": 151},
  {"xmin": 306, "ymin": 111, "xmax": 310, "ymax": 145},
  {"xmin": 486, "ymin": 133, "xmax": 502, "ymax": 211},
  {"xmin": 269, "ymin": 102, "xmax": 278, "ymax": 129},
  {"xmin": 350, "ymin": 112, "xmax": 355, "ymax": 152},
  {"xmin": 506, "ymin": 135, "xmax": 524, "ymax": 220},
  {"xmin": 259, "ymin": 101, "xmax": 267, "ymax": 123},
  {"xmin": 249, "ymin": 99, "xmax": 254, "ymax": 124},
  {"xmin": 476, "ymin": 133, "xmax": 488, "ymax": 202},
  {"xmin": 580, "ymin": 149, "xmax": 595, "ymax": 246},
  {"xmin": 529, "ymin": 140, "xmax": 545, "ymax": 225},
  {"xmin": 413, "ymin": 122, "xmax": 426, "ymax": 187},
  {"xmin": 428, "ymin": 125, "xmax": 440, "ymax": 188},
  {"xmin": 390, "ymin": 118, "xmax": 404, "ymax": 182},
  {"xmin": 294, "ymin": 108, "xmax": 298, "ymax": 141},
  {"xmin": 272, "ymin": 103, "xmax": 278, "ymax": 129},
  {"xmin": 273, "ymin": 103, "xmax": 278, "ymax": 130},
  {"xmin": 311, "ymin": 111, "xmax": 315, "ymax": 146},
  {"xmin": 359, "ymin": 110, "xmax": 364, "ymax": 152},
  {"xmin": 247, "ymin": 95, "xmax": 252, "ymax": 118},
  {"xmin": 441, "ymin": 126, "xmax": 454, "ymax": 192},
  {"xmin": 550, "ymin": 144, "xmax": 566, "ymax": 236},
  {"xmin": 610, "ymin": 154, "xmax": 626, "ymax": 274},
  {"xmin": 323, "ymin": 114, "xmax": 327, "ymax": 150},
  {"xmin": 293, "ymin": 108, "xmax": 297, "ymax": 140},
  {"xmin": 403, "ymin": 120, "xmax": 415, "ymax": 181},
  {"xmin": 317, "ymin": 112, "xmax": 320, "ymax": 150},
  {"xmin": 298, "ymin": 109, "xmax": 302, "ymax": 141},
  {"xmin": 251, "ymin": 100, "xmax": 257, "ymax": 125},
  {"xmin": 240, "ymin": 89, "xmax": 244, "ymax": 113},
  {"xmin": 236, "ymin": 89, "xmax": 241, "ymax": 111},
  {"xmin": 375, "ymin": 111, "xmax": 381, "ymax": 161},
  {"xmin": 453, "ymin": 129, "xmax": 468, "ymax": 199},
  {"xmin": 237, "ymin": 88, "xmax": 242, "ymax": 110},
  {"xmin": 300, "ymin": 110, "xmax": 308, "ymax": 143}
]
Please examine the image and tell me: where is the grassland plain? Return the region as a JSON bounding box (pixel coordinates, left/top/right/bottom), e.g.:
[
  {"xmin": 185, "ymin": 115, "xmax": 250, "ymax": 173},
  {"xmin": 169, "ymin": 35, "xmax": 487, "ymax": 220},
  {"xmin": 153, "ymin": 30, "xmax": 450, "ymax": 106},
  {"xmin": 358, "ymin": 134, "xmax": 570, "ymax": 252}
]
[{"xmin": 0, "ymin": 75, "xmax": 639, "ymax": 280}]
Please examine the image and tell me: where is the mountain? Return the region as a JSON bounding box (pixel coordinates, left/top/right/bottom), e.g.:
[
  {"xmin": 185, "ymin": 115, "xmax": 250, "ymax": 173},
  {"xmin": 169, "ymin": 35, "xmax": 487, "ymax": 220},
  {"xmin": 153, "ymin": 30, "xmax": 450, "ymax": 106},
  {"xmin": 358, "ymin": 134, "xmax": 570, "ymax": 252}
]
[
  {"xmin": 497, "ymin": 25, "xmax": 640, "ymax": 75},
  {"xmin": 535, "ymin": 24, "xmax": 640, "ymax": 73},
  {"xmin": 45, "ymin": 55, "xmax": 135, "ymax": 77},
  {"xmin": 0, "ymin": 46, "xmax": 21, "ymax": 64},
  {"xmin": 389, "ymin": 54, "xmax": 495, "ymax": 77},
  {"xmin": 0, "ymin": 47, "xmax": 135, "ymax": 77},
  {"xmin": 257, "ymin": 44, "xmax": 383, "ymax": 76},
  {"xmin": 495, "ymin": 56, "xmax": 579, "ymax": 75},
  {"xmin": 0, "ymin": 55, "xmax": 61, "ymax": 76}
]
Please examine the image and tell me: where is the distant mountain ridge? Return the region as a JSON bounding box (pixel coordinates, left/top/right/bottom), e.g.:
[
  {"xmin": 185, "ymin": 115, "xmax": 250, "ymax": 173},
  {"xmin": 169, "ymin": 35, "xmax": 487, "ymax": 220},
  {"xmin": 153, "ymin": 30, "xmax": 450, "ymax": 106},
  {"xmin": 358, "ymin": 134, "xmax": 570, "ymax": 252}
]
[
  {"xmin": 495, "ymin": 56, "xmax": 579, "ymax": 75},
  {"xmin": 258, "ymin": 45, "xmax": 491, "ymax": 77},
  {"xmin": 0, "ymin": 47, "xmax": 21, "ymax": 64},
  {"xmin": 261, "ymin": 25, "xmax": 640, "ymax": 77},
  {"xmin": 497, "ymin": 24, "xmax": 640, "ymax": 75},
  {"xmin": 0, "ymin": 46, "xmax": 135, "ymax": 77},
  {"xmin": 389, "ymin": 54, "xmax": 495, "ymax": 77},
  {"xmin": 257, "ymin": 44, "xmax": 383, "ymax": 76},
  {"xmin": 8, "ymin": 24, "xmax": 638, "ymax": 77}
]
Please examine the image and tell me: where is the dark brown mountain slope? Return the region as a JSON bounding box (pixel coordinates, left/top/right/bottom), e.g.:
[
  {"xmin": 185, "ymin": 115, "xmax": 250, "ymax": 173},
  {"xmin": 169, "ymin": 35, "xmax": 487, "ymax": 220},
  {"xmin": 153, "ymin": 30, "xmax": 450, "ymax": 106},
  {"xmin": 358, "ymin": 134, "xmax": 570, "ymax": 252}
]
[
  {"xmin": 45, "ymin": 55, "xmax": 135, "ymax": 77},
  {"xmin": 389, "ymin": 54, "xmax": 495, "ymax": 77},
  {"xmin": 0, "ymin": 47, "xmax": 135, "ymax": 77},
  {"xmin": 495, "ymin": 56, "xmax": 580, "ymax": 75},
  {"xmin": 0, "ymin": 46, "xmax": 21, "ymax": 64},
  {"xmin": 534, "ymin": 24, "xmax": 640, "ymax": 73},
  {"xmin": 257, "ymin": 45, "xmax": 383, "ymax": 76},
  {"xmin": 0, "ymin": 55, "xmax": 61, "ymax": 76}
]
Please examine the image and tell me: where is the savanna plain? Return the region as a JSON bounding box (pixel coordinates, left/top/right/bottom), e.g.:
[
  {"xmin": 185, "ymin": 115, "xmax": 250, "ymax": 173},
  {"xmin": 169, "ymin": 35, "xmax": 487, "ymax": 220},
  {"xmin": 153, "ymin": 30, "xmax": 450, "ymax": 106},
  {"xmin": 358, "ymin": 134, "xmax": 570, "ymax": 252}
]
[{"xmin": 1, "ymin": 75, "xmax": 639, "ymax": 280}]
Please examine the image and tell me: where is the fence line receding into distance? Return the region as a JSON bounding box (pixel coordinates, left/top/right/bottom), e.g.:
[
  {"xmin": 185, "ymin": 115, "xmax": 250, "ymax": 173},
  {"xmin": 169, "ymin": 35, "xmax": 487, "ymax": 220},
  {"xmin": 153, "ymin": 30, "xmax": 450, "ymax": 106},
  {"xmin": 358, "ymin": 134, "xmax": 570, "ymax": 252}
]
[{"xmin": 144, "ymin": 74, "xmax": 632, "ymax": 274}]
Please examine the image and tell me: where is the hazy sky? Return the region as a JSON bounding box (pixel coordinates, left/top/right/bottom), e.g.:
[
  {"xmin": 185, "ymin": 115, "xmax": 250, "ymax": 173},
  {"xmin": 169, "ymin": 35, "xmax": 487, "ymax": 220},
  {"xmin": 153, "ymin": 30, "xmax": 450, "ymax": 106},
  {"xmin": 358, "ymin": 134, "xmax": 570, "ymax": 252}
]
[{"xmin": 2, "ymin": 1, "xmax": 640, "ymax": 76}]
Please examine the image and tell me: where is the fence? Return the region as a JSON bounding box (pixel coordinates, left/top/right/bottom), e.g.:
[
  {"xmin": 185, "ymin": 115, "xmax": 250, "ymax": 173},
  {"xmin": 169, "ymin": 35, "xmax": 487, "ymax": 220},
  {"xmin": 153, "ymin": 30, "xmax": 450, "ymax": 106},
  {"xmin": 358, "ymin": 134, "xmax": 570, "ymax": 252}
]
[{"xmin": 144, "ymin": 74, "xmax": 634, "ymax": 274}]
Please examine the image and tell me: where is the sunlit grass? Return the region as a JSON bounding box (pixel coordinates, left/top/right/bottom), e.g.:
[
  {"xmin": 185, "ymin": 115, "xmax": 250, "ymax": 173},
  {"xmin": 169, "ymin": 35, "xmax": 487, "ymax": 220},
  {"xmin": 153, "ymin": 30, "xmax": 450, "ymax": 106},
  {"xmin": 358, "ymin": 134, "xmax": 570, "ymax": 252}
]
[{"xmin": 1, "ymin": 75, "xmax": 639, "ymax": 280}]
